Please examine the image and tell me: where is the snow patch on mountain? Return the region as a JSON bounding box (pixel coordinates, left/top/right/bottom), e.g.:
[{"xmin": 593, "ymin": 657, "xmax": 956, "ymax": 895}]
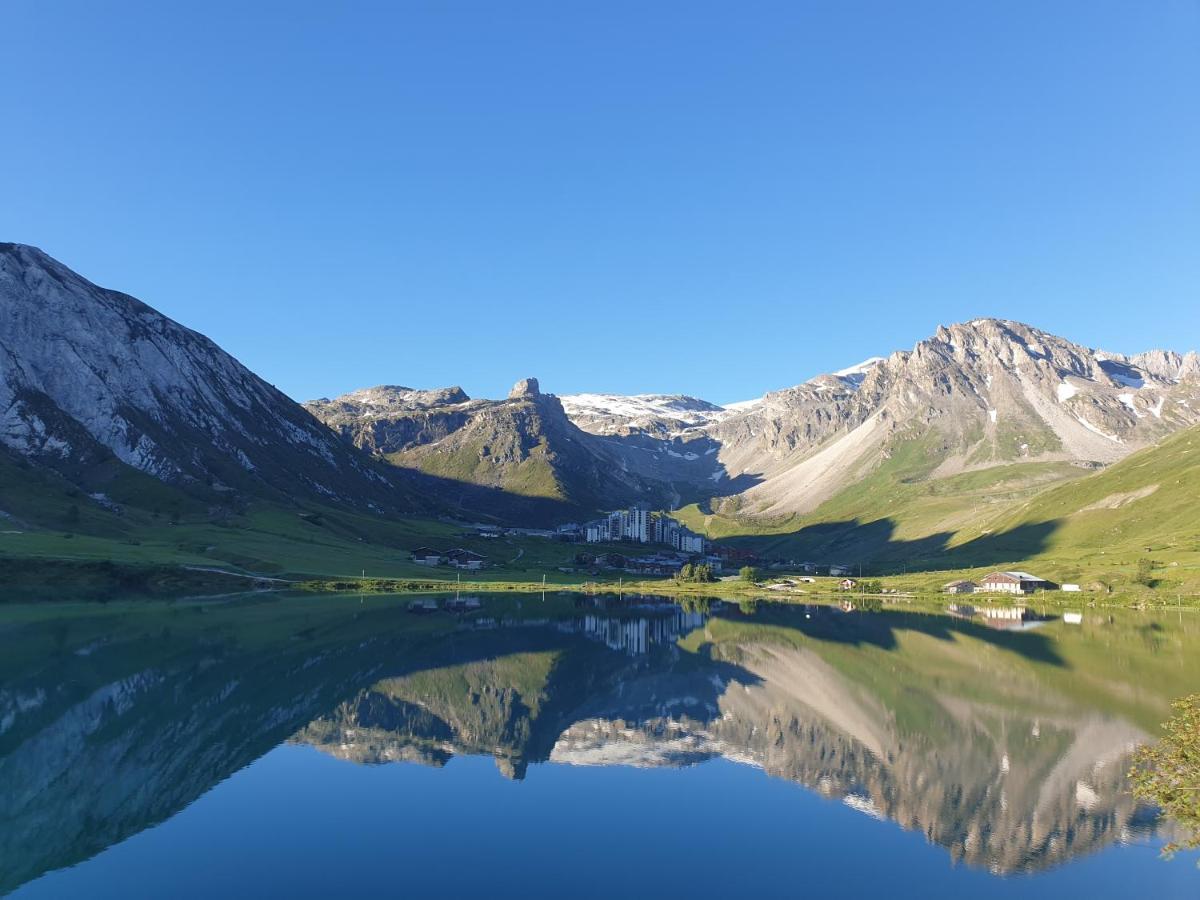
[
  {"xmin": 1057, "ymin": 382, "xmax": 1079, "ymax": 403},
  {"xmin": 832, "ymin": 357, "xmax": 884, "ymax": 389},
  {"xmin": 1117, "ymin": 393, "xmax": 1143, "ymax": 418},
  {"xmin": 560, "ymin": 392, "xmax": 732, "ymax": 437},
  {"xmin": 1076, "ymin": 417, "xmax": 1122, "ymax": 443},
  {"xmin": 722, "ymin": 398, "xmax": 764, "ymax": 413}
]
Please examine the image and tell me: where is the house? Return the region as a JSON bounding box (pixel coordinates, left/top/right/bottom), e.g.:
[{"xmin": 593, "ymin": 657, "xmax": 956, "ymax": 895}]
[
  {"xmin": 838, "ymin": 578, "xmax": 858, "ymax": 591},
  {"xmin": 411, "ymin": 547, "xmax": 444, "ymax": 566},
  {"xmin": 978, "ymin": 571, "xmax": 1049, "ymax": 594},
  {"xmin": 829, "ymin": 565, "xmax": 853, "ymax": 577},
  {"xmin": 943, "ymin": 580, "xmax": 976, "ymax": 594},
  {"xmin": 445, "ymin": 548, "xmax": 486, "ymax": 570}
]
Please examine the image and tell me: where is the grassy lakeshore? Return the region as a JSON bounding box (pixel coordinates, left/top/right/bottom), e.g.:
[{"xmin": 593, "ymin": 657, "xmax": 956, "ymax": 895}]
[
  {"xmin": 292, "ymin": 569, "xmax": 1200, "ymax": 612},
  {"xmin": 6, "ymin": 534, "xmax": 1199, "ymax": 609},
  {"xmin": 5, "ymin": 535, "xmax": 1200, "ymax": 609}
]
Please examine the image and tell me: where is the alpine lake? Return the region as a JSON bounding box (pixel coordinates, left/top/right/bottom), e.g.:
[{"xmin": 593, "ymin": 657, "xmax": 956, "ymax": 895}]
[{"xmin": 2, "ymin": 589, "xmax": 1197, "ymax": 898}]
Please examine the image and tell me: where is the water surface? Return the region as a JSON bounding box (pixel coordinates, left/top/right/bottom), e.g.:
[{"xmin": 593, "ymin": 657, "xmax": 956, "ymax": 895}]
[{"xmin": 2, "ymin": 592, "xmax": 1196, "ymax": 897}]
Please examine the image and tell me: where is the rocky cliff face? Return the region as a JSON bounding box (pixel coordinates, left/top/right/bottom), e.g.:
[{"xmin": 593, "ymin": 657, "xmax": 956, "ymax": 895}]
[
  {"xmin": 305, "ymin": 377, "xmax": 681, "ymax": 523},
  {"xmin": 0, "ymin": 244, "xmax": 410, "ymax": 512},
  {"xmin": 706, "ymin": 319, "xmax": 1200, "ymax": 517}
]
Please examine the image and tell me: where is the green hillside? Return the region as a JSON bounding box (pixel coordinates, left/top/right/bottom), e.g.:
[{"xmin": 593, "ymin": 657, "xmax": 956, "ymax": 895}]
[
  {"xmin": 987, "ymin": 424, "xmax": 1200, "ymax": 553},
  {"xmin": 675, "ymin": 426, "xmax": 1088, "ymax": 561},
  {"xmin": 6, "ymin": 420, "xmax": 1198, "ymax": 601},
  {"xmin": 677, "ymin": 424, "xmax": 1200, "ymax": 593}
]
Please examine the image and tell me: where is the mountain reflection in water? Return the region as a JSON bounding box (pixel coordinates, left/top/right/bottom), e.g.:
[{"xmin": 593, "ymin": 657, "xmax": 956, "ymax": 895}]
[{"xmin": 1, "ymin": 592, "xmax": 1195, "ymax": 896}]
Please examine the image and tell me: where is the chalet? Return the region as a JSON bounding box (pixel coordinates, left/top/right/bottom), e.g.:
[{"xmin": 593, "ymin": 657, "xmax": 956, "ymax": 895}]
[
  {"xmin": 943, "ymin": 580, "xmax": 976, "ymax": 595},
  {"xmin": 411, "ymin": 547, "xmax": 444, "ymax": 566},
  {"xmin": 446, "ymin": 548, "xmax": 486, "ymax": 570},
  {"xmin": 838, "ymin": 578, "xmax": 858, "ymax": 591},
  {"xmin": 978, "ymin": 571, "xmax": 1049, "ymax": 594}
]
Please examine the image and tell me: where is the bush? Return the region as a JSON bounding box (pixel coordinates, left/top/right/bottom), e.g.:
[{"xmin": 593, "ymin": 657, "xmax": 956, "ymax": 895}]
[
  {"xmin": 674, "ymin": 563, "xmax": 716, "ymax": 584},
  {"xmin": 1130, "ymin": 694, "xmax": 1200, "ymax": 857},
  {"xmin": 739, "ymin": 566, "xmax": 760, "ymax": 583}
]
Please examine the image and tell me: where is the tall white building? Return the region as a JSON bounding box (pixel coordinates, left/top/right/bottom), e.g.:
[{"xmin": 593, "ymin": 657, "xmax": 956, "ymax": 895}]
[{"xmin": 584, "ymin": 507, "xmax": 701, "ymax": 550}]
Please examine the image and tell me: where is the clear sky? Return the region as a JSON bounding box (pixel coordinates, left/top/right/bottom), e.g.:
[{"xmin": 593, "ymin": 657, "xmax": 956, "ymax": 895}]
[{"xmin": 2, "ymin": 2, "xmax": 1196, "ymax": 405}]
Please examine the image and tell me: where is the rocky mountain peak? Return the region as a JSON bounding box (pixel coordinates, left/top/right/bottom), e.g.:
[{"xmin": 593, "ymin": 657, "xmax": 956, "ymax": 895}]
[
  {"xmin": 509, "ymin": 377, "xmax": 540, "ymax": 399},
  {"xmin": 319, "ymin": 385, "xmax": 471, "ymax": 412}
]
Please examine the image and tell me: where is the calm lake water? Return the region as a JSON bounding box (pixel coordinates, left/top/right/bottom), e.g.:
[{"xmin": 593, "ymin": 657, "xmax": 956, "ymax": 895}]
[{"xmin": 2, "ymin": 591, "xmax": 1197, "ymax": 898}]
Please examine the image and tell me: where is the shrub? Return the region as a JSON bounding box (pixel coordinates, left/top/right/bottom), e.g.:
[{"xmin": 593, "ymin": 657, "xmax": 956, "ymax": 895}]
[{"xmin": 1130, "ymin": 694, "xmax": 1200, "ymax": 858}]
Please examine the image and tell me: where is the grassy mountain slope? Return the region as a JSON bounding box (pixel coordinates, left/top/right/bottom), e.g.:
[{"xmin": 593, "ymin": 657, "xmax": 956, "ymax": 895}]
[
  {"xmin": 679, "ymin": 423, "xmax": 1200, "ymax": 590},
  {"xmin": 676, "ymin": 425, "xmax": 1090, "ymax": 556},
  {"xmin": 981, "ymin": 423, "xmax": 1200, "ymax": 563}
]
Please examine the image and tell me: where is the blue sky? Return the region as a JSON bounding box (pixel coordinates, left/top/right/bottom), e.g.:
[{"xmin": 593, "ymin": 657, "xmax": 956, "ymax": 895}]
[{"xmin": 2, "ymin": 1, "xmax": 1196, "ymax": 404}]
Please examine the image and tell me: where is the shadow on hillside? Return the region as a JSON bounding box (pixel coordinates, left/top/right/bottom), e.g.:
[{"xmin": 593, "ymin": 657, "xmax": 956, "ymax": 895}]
[
  {"xmin": 592, "ymin": 431, "xmax": 768, "ymax": 505},
  {"xmin": 390, "ymin": 467, "xmax": 596, "ymax": 526},
  {"xmin": 385, "ymin": 443, "xmax": 768, "ymax": 528},
  {"xmin": 716, "ymin": 518, "xmax": 1064, "ymax": 575},
  {"xmin": 720, "ymin": 601, "xmax": 1066, "ymax": 667}
]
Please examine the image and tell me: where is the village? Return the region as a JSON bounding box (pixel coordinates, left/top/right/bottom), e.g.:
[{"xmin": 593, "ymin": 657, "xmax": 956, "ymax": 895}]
[
  {"xmin": 410, "ymin": 507, "xmax": 1077, "ymax": 608},
  {"xmin": 411, "ymin": 506, "xmax": 742, "ymax": 578}
]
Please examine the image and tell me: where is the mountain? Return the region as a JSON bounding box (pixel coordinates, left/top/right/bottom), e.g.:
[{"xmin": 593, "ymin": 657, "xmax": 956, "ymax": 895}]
[
  {"xmin": 305, "ymin": 377, "xmax": 681, "ymax": 524},
  {"xmin": 0, "ymin": 243, "xmax": 414, "ymax": 520},
  {"xmin": 307, "ymin": 318, "xmax": 1198, "ymax": 537},
  {"xmin": 5, "ymin": 242, "xmax": 1197, "ymax": 556},
  {"xmin": 706, "ymin": 319, "xmax": 1200, "ymax": 520}
]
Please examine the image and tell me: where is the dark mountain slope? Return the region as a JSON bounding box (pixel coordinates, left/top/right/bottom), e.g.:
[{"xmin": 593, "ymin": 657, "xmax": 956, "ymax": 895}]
[{"xmin": 0, "ymin": 243, "xmax": 414, "ymax": 516}]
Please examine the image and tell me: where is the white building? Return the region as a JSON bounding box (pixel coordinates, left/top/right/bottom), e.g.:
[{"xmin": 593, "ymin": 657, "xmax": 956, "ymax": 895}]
[
  {"xmin": 979, "ymin": 571, "xmax": 1048, "ymax": 594},
  {"xmin": 583, "ymin": 508, "xmax": 706, "ymax": 554}
]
